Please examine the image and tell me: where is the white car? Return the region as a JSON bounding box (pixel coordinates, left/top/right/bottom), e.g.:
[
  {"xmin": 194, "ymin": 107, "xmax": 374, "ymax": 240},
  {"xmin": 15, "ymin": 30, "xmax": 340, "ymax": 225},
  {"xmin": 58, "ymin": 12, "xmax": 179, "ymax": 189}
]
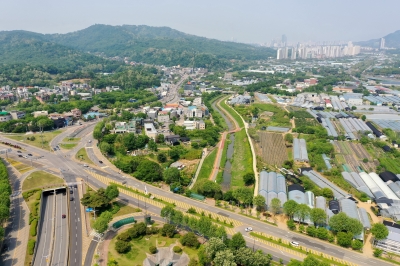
[
  {"xmin": 83, "ymin": 164, "xmax": 88, "ymax": 167},
  {"xmin": 245, "ymin": 227, "xmax": 253, "ymax": 232},
  {"xmin": 290, "ymin": 241, "xmax": 299, "ymax": 247}
]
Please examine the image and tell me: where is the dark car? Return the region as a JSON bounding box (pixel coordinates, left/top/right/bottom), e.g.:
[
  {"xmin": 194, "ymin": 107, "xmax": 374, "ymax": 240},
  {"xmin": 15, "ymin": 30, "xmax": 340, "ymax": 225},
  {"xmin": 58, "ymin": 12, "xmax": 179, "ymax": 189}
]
[
  {"xmin": 17, "ymin": 151, "xmax": 22, "ymax": 153},
  {"xmin": 18, "ymin": 155, "xmax": 23, "ymax": 157},
  {"xmin": 62, "ymin": 214, "xmax": 66, "ymax": 219},
  {"xmin": 28, "ymin": 154, "xmax": 33, "ymax": 156},
  {"xmin": 69, "ymin": 190, "xmax": 73, "ymax": 194},
  {"xmin": 99, "ymin": 160, "xmax": 103, "ymax": 164},
  {"xmin": 70, "ymin": 197, "xmax": 74, "ymax": 201}
]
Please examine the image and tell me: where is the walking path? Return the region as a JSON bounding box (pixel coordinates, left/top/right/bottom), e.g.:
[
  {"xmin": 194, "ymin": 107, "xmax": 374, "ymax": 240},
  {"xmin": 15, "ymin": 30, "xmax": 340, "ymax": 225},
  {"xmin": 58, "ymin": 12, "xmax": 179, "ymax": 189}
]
[{"xmin": 188, "ymin": 148, "xmax": 208, "ymax": 189}]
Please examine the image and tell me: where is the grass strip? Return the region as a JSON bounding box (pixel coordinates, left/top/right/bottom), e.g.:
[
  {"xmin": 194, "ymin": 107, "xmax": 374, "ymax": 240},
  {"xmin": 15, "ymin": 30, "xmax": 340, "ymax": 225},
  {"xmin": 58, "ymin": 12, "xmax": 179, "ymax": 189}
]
[
  {"xmin": 75, "ymin": 148, "xmax": 95, "ymax": 165},
  {"xmin": 196, "ymin": 149, "xmax": 217, "ymax": 182},
  {"xmin": 219, "ymin": 99, "xmax": 245, "ymax": 128}
]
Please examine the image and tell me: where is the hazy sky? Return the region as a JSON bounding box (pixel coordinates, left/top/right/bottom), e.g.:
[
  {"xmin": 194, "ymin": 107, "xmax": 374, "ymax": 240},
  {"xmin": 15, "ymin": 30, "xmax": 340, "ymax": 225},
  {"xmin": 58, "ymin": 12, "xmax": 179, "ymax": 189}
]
[{"xmin": 1, "ymin": 0, "xmax": 399, "ymax": 43}]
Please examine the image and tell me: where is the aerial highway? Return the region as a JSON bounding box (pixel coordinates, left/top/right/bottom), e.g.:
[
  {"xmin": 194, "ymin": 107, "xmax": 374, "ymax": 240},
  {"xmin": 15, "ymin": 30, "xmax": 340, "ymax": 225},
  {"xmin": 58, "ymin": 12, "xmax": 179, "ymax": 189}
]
[
  {"xmin": 0, "ymin": 123, "xmax": 392, "ymax": 266},
  {"xmin": 52, "ymin": 189, "xmax": 68, "ymax": 266}
]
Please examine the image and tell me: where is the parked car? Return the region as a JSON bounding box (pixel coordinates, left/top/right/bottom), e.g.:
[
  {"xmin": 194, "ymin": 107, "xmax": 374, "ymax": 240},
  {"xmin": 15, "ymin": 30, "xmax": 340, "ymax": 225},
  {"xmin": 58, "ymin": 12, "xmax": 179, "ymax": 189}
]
[{"xmin": 23, "ymin": 156, "xmax": 28, "ymax": 159}]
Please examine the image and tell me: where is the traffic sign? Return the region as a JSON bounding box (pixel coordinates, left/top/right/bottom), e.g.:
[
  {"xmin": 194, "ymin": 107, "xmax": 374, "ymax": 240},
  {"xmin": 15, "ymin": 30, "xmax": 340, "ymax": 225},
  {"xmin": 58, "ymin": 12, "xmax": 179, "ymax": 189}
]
[{"xmin": 86, "ymin": 208, "xmax": 93, "ymax": 212}]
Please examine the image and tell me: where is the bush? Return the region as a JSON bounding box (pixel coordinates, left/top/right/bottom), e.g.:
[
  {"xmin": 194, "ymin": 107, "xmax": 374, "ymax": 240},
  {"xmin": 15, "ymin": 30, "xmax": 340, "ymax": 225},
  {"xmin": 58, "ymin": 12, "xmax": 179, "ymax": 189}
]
[
  {"xmin": 146, "ymin": 227, "xmax": 159, "ymax": 235},
  {"xmin": 287, "ymin": 219, "xmax": 296, "ymax": 231},
  {"xmin": 180, "ymin": 232, "xmax": 200, "ymax": 248},
  {"xmin": 149, "ymin": 246, "xmax": 157, "ymax": 254},
  {"xmin": 173, "ymin": 246, "xmax": 182, "ymax": 253},
  {"xmin": 351, "ymin": 240, "xmax": 363, "ymax": 250},
  {"xmin": 337, "ymin": 232, "xmax": 353, "ymax": 247},
  {"xmin": 161, "ymin": 224, "xmax": 176, "ymax": 238},
  {"xmin": 243, "ymin": 173, "xmax": 255, "ymax": 186},
  {"xmin": 115, "ymin": 240, "xmax": 131, "ymax": 254},
  {"xmin": 373, "ymin": 249, "xmax": 383, "ymax": 257},
  {"xmin": 28, "ymin": 239, "xmax": 36, "ymax": 255},
  {"xmin": 316, "ymin": 227, "xmax": 329, "ymax": 240},
  {"xmin": 306, "ymin": 226, "xmax": 317, "ymax": 237},
  {"xmin": 118, "ymin": 231, "xmax": 131, "ymax": 242},
  {"xmin": 30, "ymin": 219, "xmax": 38, "ymax": 236},
  {"xmin": 187, "ymin": 207, "xmax": 197, "ymax": 214}
]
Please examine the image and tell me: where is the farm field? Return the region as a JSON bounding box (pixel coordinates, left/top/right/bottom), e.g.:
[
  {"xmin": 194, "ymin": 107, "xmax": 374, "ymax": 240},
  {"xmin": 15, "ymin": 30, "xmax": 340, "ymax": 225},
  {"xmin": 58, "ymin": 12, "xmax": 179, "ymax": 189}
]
[
  {"xmin": 259, "ymin": 132, "xmax": 288, "ymax": 167},
  {"xmin": 334, "ymin": 141, "xmax": 376, "ymax": 172},
  {"xmin": 294, "ymin": 117, "xmax": 319, "ymax": 127}
]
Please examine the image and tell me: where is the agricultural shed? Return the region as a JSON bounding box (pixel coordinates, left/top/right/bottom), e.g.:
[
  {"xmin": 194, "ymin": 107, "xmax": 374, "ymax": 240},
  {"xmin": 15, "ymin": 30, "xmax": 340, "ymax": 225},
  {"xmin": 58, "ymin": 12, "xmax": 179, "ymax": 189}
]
[
  {"xmin": 369, "ymin": 172, "xmax": 399, "ymax": 200},
  {"xmin": 305, "ymin": 191, "xmax": 315, "ymax": 208},
  {"xmin": 380, "ymin": 171, "xmax": 399, "ymax": 183},
  {"xmin": 266, "ymin": 126, "xmax": 290, "ymax": 132},
  {"xmin": 340, "ymin": 198, "xmax": 363, "ymax": 240},
  {"xmin": 277, "ymin": 173, "xmax": 287, "ymax": 206},
  {"xmin": 302, "ymin": 170, "xmax": 347, "ymax": 200},
  {"xmin": 293, "ymin": 138, "xmax": 309, "ymax": 162},
  {"xmin": 288, "ymin": 184, "xmax": 304, "ymax": 193},
  {"xmin": 358, "ymin": 208, "xmax": 371, "ymax": 229},
  {"xmin": 359, "ymin": 172, "xmax": 387, "ymax": 199},
  {"xmin": 329, "ymin": 200, "xmax": 340, "ymax": 214},
  {"xmin": 342, "ymin": 172, "xmax": 374, "ymax": 199},
  {"xmin": 387, "ymin": 181, "xmax": 400, "ymax": 199},
  {"xmin": 366, "ymin": 121, "xmax": 383, "ymax": 138}
]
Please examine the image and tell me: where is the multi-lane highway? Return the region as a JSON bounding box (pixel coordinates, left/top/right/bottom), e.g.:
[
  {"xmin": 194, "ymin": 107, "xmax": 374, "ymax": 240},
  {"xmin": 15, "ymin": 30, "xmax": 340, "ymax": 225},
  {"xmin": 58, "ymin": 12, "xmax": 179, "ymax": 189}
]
[
  {"xmin": 52, "ymin": 190, "xmax": 68, "ymax": 266},
  {"xmin": 33, "ymin": 191, "xmax": 55, "ymax": 266},
  {"xmin": 0, "ymin": 122, "xmax": 393, "ymax": 266}
]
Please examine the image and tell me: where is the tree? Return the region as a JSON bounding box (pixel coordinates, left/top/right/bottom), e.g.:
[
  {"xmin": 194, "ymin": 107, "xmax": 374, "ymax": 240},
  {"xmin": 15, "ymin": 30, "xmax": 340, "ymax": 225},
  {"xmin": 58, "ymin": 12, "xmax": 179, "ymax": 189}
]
[
  {"xmin": 115, "ymin": 240, "xmax": 131, "ymax": 253},
  {"xmin": 233, "ymin": 187, "xmax": 253, "ymax": 205},
  {"xmin": 295, "ymin": 204, "xmax": 310, "ymax": 223},
  {"xmin": 149, "ymin": 246, "xmax": 157, "ymax": 254},
  {"xmin": 310, "ymin": 208, "xmax": 327, "ymax": 226},
  {"xmin": 361, "ymin": 115, "xmax": 366, "ymax": 121},
  {"xmin": 229, "ymin": 232, "xmax": 246, "ymax": 250},
  {"xmin": 283, "ymin": 200, "xmax": 298, "ymax": 219},
  {"xmin": 242, "ymin": 173, "xmax": 255, "ymax": 186},
  {"xmin": 351, "ymin": 239, "xmax": 363, "ymax": 250},
  {"xmin": 135, "ymin": 160, "xmax": 163, "ymax": 182},
  {"xmin": 213, "ymin": 249, "xmax": 236, "ymax": 266},
  {"xmin": 161, "ymin": 224, "xmax": 176, "ymax": 238},
  {"xmin": 205, "ymin": 237, "xmax": 226, "ymax": 261},
  {"xmin": 93, "ymin": 217, "xmax": 109, "ymax": 233},
  {"xmin": 156, "ymin": 134, "xmax": 165, "ymax": 143},
  {"xmin": 287, "ymin": 259, "xmax": 303, "ymax": 266},
  {"xmin": 157, "ymin": 152, "xmax": 167, "ymax": 163},
  {"xmin": 351, "ymin": 106, "xmax": 357, "ymax": 110},
  {"xmin": 328, "ymin": 212, "xmax": 363, "ymax": 235},
  {"xmin": 371, "ymin": 223, "xmax": 389, "ymax": 240},
  {"xmin": 316, "ymin": 227, "xmax": 329, "ymax": 240},
  {"xmin": 269, "ymin": 198, "xmax": 281, "ymax": 215},
  {"xmin": 99, "ymin": 142, "xmax": 113, "ymax": 154},
  {"xmin": 285, "ymin": 133, "xmax": 293, "ymax": 143},
  {"xmin": 287, "ymin": 219, "xmax": 296, "ymax": 230},
  {"xmin": 80, "ymin": 189, "xmax": 110, "ymax": 208},
  {"xmin": 306, "ymin": 226, "xmax": 317, "ymax": 237},
  {"xmin": 148, "ymin": 139, "xmax": 158, "ymax": 151},
  {"xmin": 180, "ymin": 232, "xmax": 200, "ymax": 248},
  {"xmin": 303, "ymin": 255, "xmax": 330, "ymax": 266},
  {"xmin": 163, "ymin": 167, "xmax": 181, "ymax": 184},
  {"xmin": 321, "ymin": 188, "xmax": 334, "ymax": 199},
  {"xmin": 337, "ymin": 232, "xmax": 353, "ymax": 247},
  {"xmin": 253, "ymin": 195, "xmax": 266, "ymax": 211},
  {"xmin": 107, "ymin": 259, "xmax": 119, "ymax": 266},
  {"xmin": 105, "ymin": 184, "xmax": 119, "ymax": 201}
]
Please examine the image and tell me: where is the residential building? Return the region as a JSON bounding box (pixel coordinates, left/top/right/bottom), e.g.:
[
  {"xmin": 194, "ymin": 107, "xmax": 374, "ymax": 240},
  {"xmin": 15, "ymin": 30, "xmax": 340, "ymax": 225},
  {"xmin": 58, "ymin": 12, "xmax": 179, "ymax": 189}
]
[
  {"xmin": 144, "ymin": 123, "xmax": 158, "ymax": 139},
  {"xmin": 0, "ymin": 112, "xmax": 12, "ymax": 122},
  {"xmin": 32, "ymin": 111, "xmax": 49, "ymax": 118},
  {"xmin": 380, "ymin": 38, "xmax": 385, "ymax": 50},
  {"xmin": 147, "ymin": 110, "xmax": 158, "ymax": 120},
  {"xmin": 157, "ymin": 111, "xmax": 170, "ymax": 123},
  {"xmin": 71, "ymin": 108, "xmax": 82, "ymax": 118},
  {"xmin": 113, "ymin": 121, "xmax": 137, "ymax": 134},
  {"xmin": 198, "ymin": 120, "xmax": 205, "ymax": 130},
  {"xmin": 9, "ymin": 111, "xmax": 25, "ymax": 120}
]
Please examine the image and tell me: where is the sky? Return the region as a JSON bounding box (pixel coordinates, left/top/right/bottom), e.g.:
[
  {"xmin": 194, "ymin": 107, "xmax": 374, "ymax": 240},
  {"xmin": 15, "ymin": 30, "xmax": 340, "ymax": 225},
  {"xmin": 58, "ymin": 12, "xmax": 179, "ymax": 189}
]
[{"xmin": 1, "ymin": 0, "xmax": 399, "ymax": 44}]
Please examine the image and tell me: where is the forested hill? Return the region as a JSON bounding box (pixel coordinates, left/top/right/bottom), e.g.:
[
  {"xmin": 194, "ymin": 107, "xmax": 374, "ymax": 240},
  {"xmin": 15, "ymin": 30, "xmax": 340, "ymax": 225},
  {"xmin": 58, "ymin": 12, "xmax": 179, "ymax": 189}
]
[
  {"xmin": 356, "ymin": 30, "xmax": 400, "ymax": 48},
  {"xmin": 0, "ymin": 30, "xmax": 122, "ymax": 73},
  {"xmin": 45, "ymin": 24, "xmax": 275, "ymax": 67}
]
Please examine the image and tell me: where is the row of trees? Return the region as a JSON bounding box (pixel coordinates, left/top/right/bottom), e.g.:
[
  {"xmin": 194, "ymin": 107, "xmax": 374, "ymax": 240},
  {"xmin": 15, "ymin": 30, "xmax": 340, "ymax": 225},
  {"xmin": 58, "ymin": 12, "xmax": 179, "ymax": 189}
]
[{"xmin": 0, "ymin": 160, "xmax": 11, "ymax": 239}]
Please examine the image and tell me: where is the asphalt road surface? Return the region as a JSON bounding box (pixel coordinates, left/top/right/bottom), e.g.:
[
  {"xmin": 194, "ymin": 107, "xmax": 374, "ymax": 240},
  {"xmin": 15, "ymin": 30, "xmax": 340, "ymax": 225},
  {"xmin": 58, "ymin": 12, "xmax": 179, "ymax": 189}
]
[
  {"xmin": 52, "ymin": 190, "xmax": 68, "ymax": 266},
  {"xmin": 33, "ymin": 191, "xmax": 54, "ymax": 266}
]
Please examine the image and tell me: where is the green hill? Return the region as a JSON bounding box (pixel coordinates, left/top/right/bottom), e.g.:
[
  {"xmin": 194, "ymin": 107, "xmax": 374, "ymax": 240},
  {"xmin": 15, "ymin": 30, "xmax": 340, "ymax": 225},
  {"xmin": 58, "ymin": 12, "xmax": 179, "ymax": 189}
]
[
  {"xmin": 45, "ymin": 24, "xmax": 275, "ymax": 67},
  {"xmin": 357, "ymin": 30, "xmax": 400, "ymax": 48},
  {"xmin": 0, "ymin": 30, "xmax": 122, "ymax": 72}
]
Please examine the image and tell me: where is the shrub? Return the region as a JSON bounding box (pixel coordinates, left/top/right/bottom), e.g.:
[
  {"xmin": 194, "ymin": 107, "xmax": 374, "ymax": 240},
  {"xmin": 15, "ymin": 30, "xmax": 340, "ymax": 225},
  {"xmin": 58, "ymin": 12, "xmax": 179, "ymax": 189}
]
[
  {"xmin": 173, "ymin": 246, "xmax": 182, "ymax": 253},
  {"xmin": 351, "ymin": 240, "xmax": 363, "ymax": 250},
  {"xmin": 187, "ymin": 207, "xmax": 197, "ymax": 214},
  {"xmin": 115, "ymin": 240, "xmax": 131, "ymax": 254},
  {"xmin": 28, "ymin": 239, "xmax": 36, "ymax": 255},
  {"xmin": 161, "ymin": 224, "xmax": 176, "ymax": 238},
  {"xmin": 149, "ymin": 246, "xmax": 157, "ymax": 254},
  {"xmin": 373, "ymin": 249, "xmax": 383, "ymax": 257},
  {"xmin": 180, "ymin": 232, "xmax": 200, "ymax": 248},
  {"xmin": 118, "ymin": 231, "xmax": 131, "ymax": 242},
  {"xmin": 286, "ymin": 219, "xmax": 296, "ymax": 231},
  {"xmin": 30, "ymin": 219, "xmax": 38, "ymax": 236},
  {"xmin": 306, "ymin": 226, "xmax": 317, "ymax": 237}
]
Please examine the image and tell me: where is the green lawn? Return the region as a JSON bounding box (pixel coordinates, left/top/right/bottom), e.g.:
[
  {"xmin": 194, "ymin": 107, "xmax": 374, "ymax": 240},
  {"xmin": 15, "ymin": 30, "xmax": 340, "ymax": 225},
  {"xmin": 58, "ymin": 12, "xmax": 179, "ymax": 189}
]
[
  {"xmin": 60, "ymin": 143, "xmax": 77, "ymax": 149},
  {"xmin": 216, "ymin": 137, "xmax": 230, "ymax": 184},
  {"xmin": 8, "ymin": 130, "xmax": 62, "ymax": 150},
  {"xmin": 231, "ymin": 129, "xmax": 253, "ymax": 189},
  {"xmin": 75, "ymin": 148, "xmax": 94, "ymax": 165},
  {"xmin": 22, "ymin": 171, "xmax": 64, "ymax": 191},
  {"xmin": 6, "ymin": 158, "xmax": 34, "ymax": 174},
  {"xmin": 108, "ymin": 233, "xmax": 198, "ymax": 266},
  {"xmin": 196, "ymin": 149, "xmax": 217, "ymax": 182}
]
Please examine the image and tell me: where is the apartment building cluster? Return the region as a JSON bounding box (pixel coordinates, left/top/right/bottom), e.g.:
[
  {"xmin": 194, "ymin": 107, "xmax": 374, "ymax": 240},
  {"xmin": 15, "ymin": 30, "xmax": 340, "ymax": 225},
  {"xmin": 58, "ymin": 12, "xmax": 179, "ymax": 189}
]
[{"xmin": 277, "ymin": 42, "xmax": 361, "ymax": 60}]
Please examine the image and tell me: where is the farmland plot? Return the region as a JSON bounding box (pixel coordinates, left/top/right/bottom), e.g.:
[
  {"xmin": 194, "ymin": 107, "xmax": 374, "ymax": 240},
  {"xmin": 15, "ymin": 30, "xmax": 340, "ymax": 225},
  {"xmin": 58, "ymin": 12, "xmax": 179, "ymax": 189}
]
[
  {"xmin": 334, "ymin": 141, "xmax": 376, "ymax": 172},
  {"xmin": 259, "ymin": 132, "xmax": 288, "ymax": 167}
]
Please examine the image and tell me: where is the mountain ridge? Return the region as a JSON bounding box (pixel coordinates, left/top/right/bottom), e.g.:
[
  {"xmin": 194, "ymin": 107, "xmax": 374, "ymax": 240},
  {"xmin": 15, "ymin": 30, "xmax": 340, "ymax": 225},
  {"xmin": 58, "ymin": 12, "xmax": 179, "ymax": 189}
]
[{"xmin": 356, "ymin": 30, "xmax": 400, "ymax": 48}]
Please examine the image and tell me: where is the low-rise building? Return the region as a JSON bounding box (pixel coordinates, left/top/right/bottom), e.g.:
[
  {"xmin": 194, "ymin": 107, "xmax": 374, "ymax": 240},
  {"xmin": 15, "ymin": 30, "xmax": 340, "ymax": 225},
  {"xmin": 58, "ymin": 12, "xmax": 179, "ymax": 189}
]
[
  {"xmin": 10, "ymin": 111, "xmax": 25, "ymax": 120},
  {"xmin": 144, "ymin": 123, "xmax": 158, "ymax": 139},
  {"xmin": 157, "ymin": 111, "xmax": 170, "ymax": 123},
  {"xmin": 0, "ymin": 112, "xmax": 12, "ymax": 122},
  {"xmin": 71, "ymin": 108, "xmax": 82, "ymax": 118},
  {"xmin": 147, "ymin": 110, "xmax": 158, "ymax": 120},
  {"xmin": 114, "ymin": 121, "xmax": 137, "ymax": 134},
  {"xmin": 32, "ymin": 111, "xmax": 49, "ymax": 118}
]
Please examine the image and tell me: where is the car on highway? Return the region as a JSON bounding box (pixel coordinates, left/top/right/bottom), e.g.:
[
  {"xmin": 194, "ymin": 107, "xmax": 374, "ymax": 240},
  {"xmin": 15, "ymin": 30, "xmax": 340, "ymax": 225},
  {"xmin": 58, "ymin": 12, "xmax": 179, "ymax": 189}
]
[
  {"xmin": 53, "ymin": 147, "xmax": 57, "ymax": 151},
  {"xmin": 18, "ymin": 155, "xmax": 23, "ymax": 157},
  {"xmin": 28, "ymin": 154, "xmax": 32, "ymax": 156},
  {"xmin": 62, "ymin": 214, "xmax": 66, "ymax": 219},
  {"xmin": 245, "ymin": 227, "xmax": 253, "ymax": 232},
  {"xmin": 23, "ymin": 156, "xmax": 28, "ymax": 159},
  {"xmin": 88, "ymin": 140, "xmax": 92, "ymax": 143},
  {"xmin": 17, "ymin": 151, "xmax": 22, "ymax": 153},
  {"xmin": 290, "ymin": 241, "xmax": 299, "ymax": 247},
  {"xmin": 69, "ymin": 190, "xmax": 73, "ymax": 194},
  {"xmin": 99, "ymin": 160, "xmax": 103, "ymax": 164},
  {"xmin": 83, "ymin": 164, "xmax": 88, "ymax": 167},
  {"xmin": 70, "ymin": 197, "xmax": 74, "ymax": 201}
]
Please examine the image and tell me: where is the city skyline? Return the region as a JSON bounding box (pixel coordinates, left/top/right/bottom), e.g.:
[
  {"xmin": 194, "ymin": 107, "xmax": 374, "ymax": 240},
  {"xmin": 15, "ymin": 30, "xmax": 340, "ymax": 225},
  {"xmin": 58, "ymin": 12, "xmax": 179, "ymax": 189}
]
[{"xmin": 0, "ymin": 0, "xmax": 399, "ymax": 44}]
